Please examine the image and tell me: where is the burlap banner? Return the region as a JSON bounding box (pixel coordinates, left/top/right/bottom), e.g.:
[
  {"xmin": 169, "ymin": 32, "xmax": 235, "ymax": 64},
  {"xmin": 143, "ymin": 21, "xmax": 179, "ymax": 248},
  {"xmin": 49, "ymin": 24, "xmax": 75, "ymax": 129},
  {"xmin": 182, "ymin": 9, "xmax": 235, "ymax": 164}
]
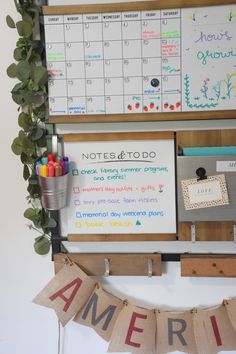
[{"xmin": 33, "ymin": 262, "xmax": 236, "ymax": 353}]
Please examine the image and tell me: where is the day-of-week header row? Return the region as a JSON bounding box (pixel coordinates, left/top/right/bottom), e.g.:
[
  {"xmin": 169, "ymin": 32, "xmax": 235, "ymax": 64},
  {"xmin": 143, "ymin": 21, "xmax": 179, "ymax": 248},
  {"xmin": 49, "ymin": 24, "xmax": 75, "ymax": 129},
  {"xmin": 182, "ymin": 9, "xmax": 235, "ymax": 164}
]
[{"xmin": 44, "ymin": 10, "xmax": 181, "ymax": 24}]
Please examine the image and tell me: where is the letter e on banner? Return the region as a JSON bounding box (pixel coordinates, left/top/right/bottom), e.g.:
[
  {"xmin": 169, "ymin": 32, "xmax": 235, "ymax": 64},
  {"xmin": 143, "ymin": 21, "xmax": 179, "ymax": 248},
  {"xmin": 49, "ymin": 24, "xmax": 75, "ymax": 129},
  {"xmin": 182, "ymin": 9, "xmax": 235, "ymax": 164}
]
[
  {"xmin": 33, "ymin": 263, "xmax": 95, "ymax": 326},
  {"xmin": 108, "ymin": 304, "xmax": 156, "ymax": 354}
]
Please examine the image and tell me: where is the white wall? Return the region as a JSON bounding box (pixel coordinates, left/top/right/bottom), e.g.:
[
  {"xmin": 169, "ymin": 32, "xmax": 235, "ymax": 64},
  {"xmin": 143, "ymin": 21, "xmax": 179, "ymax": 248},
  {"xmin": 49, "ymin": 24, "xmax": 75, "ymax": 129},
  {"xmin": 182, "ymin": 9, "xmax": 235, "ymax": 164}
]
[{"xmin": 1, "ymin": 1, "xmax": 236, "ymax": 354}]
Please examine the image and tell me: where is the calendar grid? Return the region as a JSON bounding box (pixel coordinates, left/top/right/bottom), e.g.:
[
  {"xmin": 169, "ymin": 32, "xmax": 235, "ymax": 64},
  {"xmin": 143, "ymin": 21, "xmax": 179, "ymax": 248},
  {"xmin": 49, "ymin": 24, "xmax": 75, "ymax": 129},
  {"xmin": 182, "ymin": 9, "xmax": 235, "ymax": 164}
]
[{"xmin": 45, "ymin": 9, "xmax": 182, "ymax": 116}]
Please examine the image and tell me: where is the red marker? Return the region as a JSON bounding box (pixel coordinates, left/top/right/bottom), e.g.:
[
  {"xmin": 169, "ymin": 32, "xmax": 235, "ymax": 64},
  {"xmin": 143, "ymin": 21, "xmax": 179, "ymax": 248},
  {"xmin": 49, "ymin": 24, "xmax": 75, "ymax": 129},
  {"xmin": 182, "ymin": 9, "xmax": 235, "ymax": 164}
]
[{"xmin": 48, "ymin": 153, "xmax": 56, "ymax": 162}]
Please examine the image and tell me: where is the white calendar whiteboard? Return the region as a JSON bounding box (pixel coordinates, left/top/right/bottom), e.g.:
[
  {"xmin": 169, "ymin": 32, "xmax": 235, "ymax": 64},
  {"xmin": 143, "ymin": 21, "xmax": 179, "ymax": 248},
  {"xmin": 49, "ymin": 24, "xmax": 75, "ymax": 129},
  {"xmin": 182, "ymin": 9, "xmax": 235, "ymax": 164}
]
[
  {"xmin": 60, "ymin": 134, "xmax": 176, "ymax": 235},
  {"xmin": 43, "ymin": 4, "xmax": 236, "ymax": 117}
]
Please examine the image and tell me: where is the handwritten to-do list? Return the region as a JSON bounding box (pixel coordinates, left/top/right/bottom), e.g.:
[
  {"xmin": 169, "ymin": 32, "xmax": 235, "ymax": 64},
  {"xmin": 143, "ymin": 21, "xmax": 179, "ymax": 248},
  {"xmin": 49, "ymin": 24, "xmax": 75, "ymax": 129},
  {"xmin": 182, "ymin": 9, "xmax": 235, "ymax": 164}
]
[
  {"xmin": 61, "ymin": 138, "xmax": 176, "ymax": 235},
  {"xmin": 44, "ymin": 4, "xmax": 236, "ymax": 116}
]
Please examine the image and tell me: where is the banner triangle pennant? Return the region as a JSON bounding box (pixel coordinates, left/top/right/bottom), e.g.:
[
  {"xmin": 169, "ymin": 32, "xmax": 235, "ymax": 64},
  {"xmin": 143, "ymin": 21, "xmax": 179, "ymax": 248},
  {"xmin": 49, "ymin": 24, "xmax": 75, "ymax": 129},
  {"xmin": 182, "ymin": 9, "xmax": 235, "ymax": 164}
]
[
  {"xmin": 156, "ymin": 310, "xmax": 198, "ymax": 354},
  {"xmin": 224, "ymin": 298, "xmax": 236, "ymax": 332},
  {"xmin": 74, "ymin": 286, "xmax": 123, "ymax": 341},
  {"xmin": 33, "ymin": 263, "xmax": 95, "ymax": 326},
  {"xmin": 194, "ymin": 304, "xmax": 236, "ymax": 354},
  {"xmin": 108, "ymin": 303, "xmax": 156, "ymax": 354}
]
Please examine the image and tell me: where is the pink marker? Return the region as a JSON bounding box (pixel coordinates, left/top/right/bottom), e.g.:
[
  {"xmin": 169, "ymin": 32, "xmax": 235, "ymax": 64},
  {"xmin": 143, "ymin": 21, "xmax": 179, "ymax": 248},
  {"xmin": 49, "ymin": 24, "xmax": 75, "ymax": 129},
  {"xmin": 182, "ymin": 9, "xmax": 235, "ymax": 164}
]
[
  {"xmin": 59, "ymin": 160, "xmax": 66, "ymax": 175},
  {"xmin": 47, "ymin": 163, "xmax": 54, "ymax": 177}
]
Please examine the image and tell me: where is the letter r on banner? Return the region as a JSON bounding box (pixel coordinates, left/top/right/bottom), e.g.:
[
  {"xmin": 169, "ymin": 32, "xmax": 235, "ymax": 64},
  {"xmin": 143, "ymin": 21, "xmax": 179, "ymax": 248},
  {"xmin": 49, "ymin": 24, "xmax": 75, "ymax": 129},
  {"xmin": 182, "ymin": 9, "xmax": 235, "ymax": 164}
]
[
  {"xmin": 49, "ymin": 277, "xmax": 83, "ymax": 312},
  {"xmin": 125, "ymin": 312, "xmax": 147, "ymax": 348},
  {"xmin": 168, "ymin": 318, "xmax": 187, "ymax": 346}
]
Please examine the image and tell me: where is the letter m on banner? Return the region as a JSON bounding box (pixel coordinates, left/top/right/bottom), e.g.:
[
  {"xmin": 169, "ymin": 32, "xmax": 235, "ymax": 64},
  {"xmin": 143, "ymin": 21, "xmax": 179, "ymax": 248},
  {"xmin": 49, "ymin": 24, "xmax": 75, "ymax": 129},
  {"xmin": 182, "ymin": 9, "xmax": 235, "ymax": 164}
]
[{"xmin": 74, "ymin": 287, "xmax": 123, "ymax": 341}]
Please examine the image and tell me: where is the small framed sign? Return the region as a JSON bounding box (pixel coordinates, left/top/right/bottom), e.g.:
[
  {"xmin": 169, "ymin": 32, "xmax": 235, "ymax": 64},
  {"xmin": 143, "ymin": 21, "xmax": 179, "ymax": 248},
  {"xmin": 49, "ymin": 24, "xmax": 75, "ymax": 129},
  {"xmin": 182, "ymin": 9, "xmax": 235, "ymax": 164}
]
[{"xmin": 181, "ymin": 174, "xmax": 229, "ymax": 210}]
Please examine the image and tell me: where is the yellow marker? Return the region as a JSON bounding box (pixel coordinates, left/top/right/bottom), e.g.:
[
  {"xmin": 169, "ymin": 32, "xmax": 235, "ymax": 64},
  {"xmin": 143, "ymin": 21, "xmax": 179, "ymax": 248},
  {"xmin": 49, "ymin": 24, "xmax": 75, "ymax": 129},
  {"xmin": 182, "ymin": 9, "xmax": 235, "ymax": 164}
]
[{"xmin": 40, "ymin": 164, "xmax": 48, "ymax": 177}]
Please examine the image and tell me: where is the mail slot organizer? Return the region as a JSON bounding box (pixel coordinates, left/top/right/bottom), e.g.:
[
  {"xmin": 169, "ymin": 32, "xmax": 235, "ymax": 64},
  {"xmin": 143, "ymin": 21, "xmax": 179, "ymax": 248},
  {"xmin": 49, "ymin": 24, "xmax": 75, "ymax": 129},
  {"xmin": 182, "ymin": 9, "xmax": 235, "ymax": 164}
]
[
  {"xmin": 177, "ymin": 155, "xmax": 236, "ymax": 222},
  {"xmin": 176, "ymin": 129, "xmax": 236, "ymax": 242}
]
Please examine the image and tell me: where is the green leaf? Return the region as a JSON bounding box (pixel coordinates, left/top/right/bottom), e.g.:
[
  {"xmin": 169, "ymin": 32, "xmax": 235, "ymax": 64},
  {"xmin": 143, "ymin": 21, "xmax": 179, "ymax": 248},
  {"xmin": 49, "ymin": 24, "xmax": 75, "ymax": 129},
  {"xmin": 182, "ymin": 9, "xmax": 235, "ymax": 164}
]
[
  {"xmin": 30, "ymin": 127, "xmax": 44, "ymax": 141},
  {"xmin": 22, "ymin": 137, "xmax": 35, "ymax": 155},
  {"xmin": 12, "ymin": 92, "xmax": 24, "ymax": 105},
  {"xmin": 16, "ymin": 20, "xmax": 33, "ymax": 38},
  {"xmin": 34, "ymin": 236, "xmax": 50, "ymax": 255},
  {"xmin": 18, "ymin": 112, "xmax": 32, "ymax": 132},
  {"xmin": 36, "ymin": 135, "xmax": 47, "ymax": 148},
  {"xmin": 6, "ymin": 15, "xmax": 16, "ymax": 28},
  {"xmin": 11, "ymin": 137, "xmax": 23, "ymax": 155},
  {"xmin": 16, "ymin": 60, "xmax": 31, "ymax": 81},
  {"xmin": 21, "ymin": 152, "xmax": 33, "ymax": 164},
  {"xmin": 14, "ymin": 47, "xmax": 24, "ymax": 61},
  {"xmin": 22, "ymin": 13, "xmax": 33, "ymax": 26},
  {"xmin": 7, "ymin": 63, "xmax": 18, "ymax": 78},
  {"xmin": 28, "ymin": 174, "xmax": 39, "ymax": 185},
  {"xmin": 32, "ymin": 66, "xmax": 48, "ymax": 86},
  {"xmin": 12, "ymin": 82, "xmax": 23, "ymax": 93},
  {"xmin": 26, "ymin": 46, "xmax": 33, "ymax": 61},
  {"xmin": 43, "ymin": 217, "xmax": 57, "ymax": 229},
  {"xmin": 23, "ymin": 164, "xmax": 30, "ymax": 180}
]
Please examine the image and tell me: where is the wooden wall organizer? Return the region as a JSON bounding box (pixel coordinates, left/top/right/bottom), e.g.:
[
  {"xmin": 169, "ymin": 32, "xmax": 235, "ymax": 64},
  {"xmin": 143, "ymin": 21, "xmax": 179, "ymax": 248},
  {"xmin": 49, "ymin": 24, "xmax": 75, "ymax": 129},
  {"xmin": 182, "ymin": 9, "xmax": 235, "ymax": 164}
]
[
  {"xmin": 43, "ymin": 0, "xmax": 236, "ymax": 124},
  {"xmin": 176, "ymin": 129, "xmax": 236, "ymax": 242},
  {"xmin": 181, "ymin": 255, "xmax": 236, "ymax": 277},
  {"xmin": 54, "ymin": 253, "xmax": 162, "ymax": 276}
]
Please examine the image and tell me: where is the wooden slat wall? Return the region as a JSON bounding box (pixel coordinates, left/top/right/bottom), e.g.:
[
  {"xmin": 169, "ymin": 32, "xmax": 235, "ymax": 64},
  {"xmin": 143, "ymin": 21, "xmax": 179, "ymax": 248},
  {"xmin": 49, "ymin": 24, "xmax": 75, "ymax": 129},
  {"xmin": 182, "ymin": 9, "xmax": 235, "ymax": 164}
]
[
  {"xmin": 181, "ymin": 255, "xmax": 236, "ymax": 277},
  {"xmin": 178, "ymin": 222, "xmax": 235, "ymax": 241},
  {"xmin": 54, "ymin": 253, "xmax": 162, "ymax": 276},
  {"xmin": 63, "ymin": 131, "xmax": 174, "ymax": 143},
  {"xmin": 43, "ymin": 0, "xmax": 236, "ymax": 15},
  {"xmin": 68, "ymin": 234, "xmax": 176, "ymax": 242}
]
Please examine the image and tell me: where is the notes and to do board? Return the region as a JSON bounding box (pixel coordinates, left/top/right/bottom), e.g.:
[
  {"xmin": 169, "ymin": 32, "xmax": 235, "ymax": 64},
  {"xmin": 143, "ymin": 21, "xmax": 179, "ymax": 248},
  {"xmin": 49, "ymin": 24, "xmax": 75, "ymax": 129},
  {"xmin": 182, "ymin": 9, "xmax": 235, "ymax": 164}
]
[
  {"xmin": 60, "ymin": 132, "xmax": 176, "ymax": 236},
  {"xmin": 43, "ymin": 3, "xmax": 236, "ymax": 116}
]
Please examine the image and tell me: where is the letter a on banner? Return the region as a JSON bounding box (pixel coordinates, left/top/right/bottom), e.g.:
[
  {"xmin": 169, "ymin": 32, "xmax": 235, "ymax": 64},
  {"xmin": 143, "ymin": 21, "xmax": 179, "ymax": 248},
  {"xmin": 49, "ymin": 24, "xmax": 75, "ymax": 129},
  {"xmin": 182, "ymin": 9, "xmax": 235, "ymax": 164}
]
[
  {"xmin": 108, "ymin": 304, "xmax": 156, "ymax": 354},
  {"xmin": 156, "ymin": 310, "xmax": 198, "ymax": 354},
  {"xmin": 74, "ymin": 286, "xmax": 123, "ymax": 341},
  {"xmin": 33, "ymin": 263, "xmax": 95, "ymax": 326},
  {"xmin": 194, "ymin": 305, "xmax": 236, "ymax": 354}
]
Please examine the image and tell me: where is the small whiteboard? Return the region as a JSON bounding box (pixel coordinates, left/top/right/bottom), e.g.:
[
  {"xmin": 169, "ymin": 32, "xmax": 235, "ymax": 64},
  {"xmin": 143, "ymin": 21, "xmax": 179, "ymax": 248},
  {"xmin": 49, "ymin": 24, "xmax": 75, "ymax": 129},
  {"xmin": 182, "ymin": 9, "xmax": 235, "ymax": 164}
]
[{"xmin": 60, "ymin": 132, "xmax": 177, "ymax": 240}]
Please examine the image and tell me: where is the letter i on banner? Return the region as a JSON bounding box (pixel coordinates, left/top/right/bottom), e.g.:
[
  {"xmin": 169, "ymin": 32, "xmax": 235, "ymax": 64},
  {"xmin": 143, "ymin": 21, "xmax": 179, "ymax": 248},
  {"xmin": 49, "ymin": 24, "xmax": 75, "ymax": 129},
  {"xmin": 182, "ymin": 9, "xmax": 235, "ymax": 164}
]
[
  {"xmin": 74, "ymin": 286, "xmax": 123, "ymax": 341},
  {"xmin": 33, "ymin": 263, "xmax": 95, "ymax": 326},
  {"xmin": 193, "ymin": 304, "xmax": 236, "ymax": 354},
  {"xmin": 108, "ymin": 304, "xmax": 156, "ymax": 354},
  {"xmin": 156, "ymin": 310, "xmax": 198, "ymax": 354}
]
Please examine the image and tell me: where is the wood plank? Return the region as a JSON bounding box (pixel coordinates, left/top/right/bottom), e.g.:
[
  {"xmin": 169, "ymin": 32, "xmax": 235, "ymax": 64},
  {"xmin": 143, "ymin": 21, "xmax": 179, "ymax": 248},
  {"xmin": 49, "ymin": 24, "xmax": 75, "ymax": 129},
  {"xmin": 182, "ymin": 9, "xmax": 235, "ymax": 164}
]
[
  {"xmin": 54, "ymin": 253, "xmax": 162, "ymax": 276},
  {"xmin": 48, "ymin": 110, "xmax": 236, "ymax": 124},
  {"xmin": 43, "ymin": 0, "xmax": 236, "ymax": 15},
  {"xmin": 176, "ymin": 129, "xmax": 236, "ymax": 149},
  {"xmin": 63, "ymin": 131, "xmax": 174, "ymax": 143},
  {"xmin": 68, "ymin": 234, "xmax": 176, "ymax": 242},
  {"xmin": 181, "ymin": 255, "xmax": 236, "ymax": 277},
  {"xmin": 178, "ymin": 222, "xmax": 234, "ymax": 241}
]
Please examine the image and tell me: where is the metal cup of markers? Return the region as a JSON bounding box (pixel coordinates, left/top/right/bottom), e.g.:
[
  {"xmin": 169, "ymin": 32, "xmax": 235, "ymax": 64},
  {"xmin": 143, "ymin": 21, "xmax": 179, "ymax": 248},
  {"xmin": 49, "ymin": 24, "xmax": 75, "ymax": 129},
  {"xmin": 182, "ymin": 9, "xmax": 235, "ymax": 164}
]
[{"xmin": 38, "ymin": 173, "xmax": 69, "ymax": 210}]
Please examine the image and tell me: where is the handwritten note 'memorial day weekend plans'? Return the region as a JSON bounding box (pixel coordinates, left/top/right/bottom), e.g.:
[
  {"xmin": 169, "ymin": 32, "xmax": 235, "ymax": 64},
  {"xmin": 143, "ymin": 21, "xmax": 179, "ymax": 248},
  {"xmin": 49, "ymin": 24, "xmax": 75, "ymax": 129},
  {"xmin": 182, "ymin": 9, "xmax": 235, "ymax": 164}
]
[
  {"xmin": 61, "ymin": 138, "xmax": 176, "ymax": 235},
  {"xmin": 44, "ymin": 4, "xmax": 236, "ymax": 116}
]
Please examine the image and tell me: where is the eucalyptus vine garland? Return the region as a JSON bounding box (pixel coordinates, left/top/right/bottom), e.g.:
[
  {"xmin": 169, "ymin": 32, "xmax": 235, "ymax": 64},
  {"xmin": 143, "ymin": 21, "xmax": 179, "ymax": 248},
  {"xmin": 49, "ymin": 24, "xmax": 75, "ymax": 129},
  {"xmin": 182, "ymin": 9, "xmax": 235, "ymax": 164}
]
[{"xmin": 6, "ymin": 0, "xmax": 56, "ymax": 255}]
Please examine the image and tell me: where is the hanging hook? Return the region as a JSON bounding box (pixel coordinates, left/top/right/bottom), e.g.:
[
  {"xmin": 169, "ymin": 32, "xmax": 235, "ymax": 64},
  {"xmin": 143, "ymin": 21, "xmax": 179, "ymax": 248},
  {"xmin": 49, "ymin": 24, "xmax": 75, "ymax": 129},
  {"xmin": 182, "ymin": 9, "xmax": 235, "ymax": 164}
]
[
  {"xmin": 104, "ymin": 258, "xmax": 110, "ymax": 277},
  {"xmin": 147, "ymin": 258, "xmax": 153, "ymax": 278}
]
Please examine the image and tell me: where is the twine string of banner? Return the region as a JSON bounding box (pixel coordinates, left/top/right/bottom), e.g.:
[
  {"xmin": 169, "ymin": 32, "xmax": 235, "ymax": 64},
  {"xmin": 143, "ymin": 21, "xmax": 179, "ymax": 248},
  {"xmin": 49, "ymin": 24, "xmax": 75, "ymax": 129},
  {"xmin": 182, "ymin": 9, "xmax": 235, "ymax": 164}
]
[{"xmin": 33, "ymin": 260, "xmax": 236, "ymax": 354}]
